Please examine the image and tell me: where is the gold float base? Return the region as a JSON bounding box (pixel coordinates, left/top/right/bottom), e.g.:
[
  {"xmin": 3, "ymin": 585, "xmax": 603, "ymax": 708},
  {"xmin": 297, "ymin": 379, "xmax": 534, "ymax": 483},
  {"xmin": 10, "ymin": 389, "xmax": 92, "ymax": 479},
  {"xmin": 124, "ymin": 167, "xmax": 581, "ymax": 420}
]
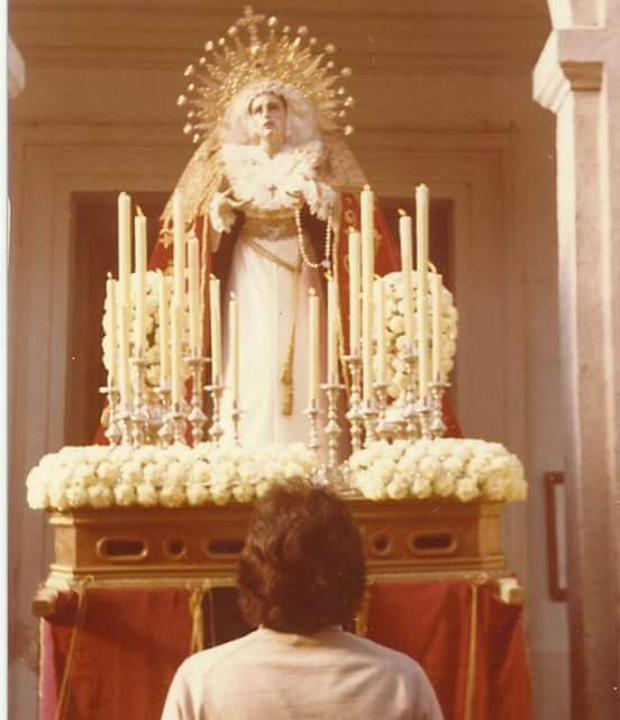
[{"xmin": 42, "ymin": 498, "xmax": 506, "ymax": 591}]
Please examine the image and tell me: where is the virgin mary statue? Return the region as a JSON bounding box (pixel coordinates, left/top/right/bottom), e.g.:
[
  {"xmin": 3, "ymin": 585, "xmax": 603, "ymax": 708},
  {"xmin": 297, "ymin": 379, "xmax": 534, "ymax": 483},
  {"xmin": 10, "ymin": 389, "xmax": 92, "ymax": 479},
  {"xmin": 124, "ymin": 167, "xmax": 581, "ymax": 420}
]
[{"xmin": 148, "ymin": 7, "xmax": 402, "ymax": 449}]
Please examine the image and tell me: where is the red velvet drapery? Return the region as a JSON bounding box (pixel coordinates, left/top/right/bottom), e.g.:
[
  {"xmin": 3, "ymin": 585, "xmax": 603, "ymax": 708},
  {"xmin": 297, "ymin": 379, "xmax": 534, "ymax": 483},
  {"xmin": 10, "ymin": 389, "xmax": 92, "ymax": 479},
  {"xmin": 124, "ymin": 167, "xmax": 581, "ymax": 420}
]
[{"xmin": 40, "ymin": 580, "xmax": 530, "ymax": 720}]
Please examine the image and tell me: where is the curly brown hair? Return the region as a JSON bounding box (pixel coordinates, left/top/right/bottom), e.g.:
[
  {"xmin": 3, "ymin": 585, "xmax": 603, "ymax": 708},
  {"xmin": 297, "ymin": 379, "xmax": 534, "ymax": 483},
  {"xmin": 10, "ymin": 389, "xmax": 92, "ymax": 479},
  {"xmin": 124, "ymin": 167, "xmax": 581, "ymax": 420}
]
[{"xmin": 237, "ymin": 482, "xmax": 366, "ymax": 634}]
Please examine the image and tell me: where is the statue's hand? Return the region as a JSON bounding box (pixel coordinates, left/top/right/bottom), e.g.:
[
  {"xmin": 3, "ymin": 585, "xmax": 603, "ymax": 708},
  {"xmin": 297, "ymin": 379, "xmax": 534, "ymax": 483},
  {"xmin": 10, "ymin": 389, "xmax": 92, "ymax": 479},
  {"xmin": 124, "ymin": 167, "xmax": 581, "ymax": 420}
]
[{"xmin": 209, "ymin": 189, "xmax": 247, "ymax": 234}]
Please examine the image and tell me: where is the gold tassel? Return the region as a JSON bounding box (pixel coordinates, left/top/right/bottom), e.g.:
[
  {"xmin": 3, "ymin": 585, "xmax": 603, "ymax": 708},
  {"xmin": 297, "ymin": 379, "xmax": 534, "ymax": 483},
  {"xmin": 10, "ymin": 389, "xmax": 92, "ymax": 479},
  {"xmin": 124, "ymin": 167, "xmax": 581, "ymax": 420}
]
[{"xmin": 188, "ymin": 581, "xmax": 212, "ymax": 654}]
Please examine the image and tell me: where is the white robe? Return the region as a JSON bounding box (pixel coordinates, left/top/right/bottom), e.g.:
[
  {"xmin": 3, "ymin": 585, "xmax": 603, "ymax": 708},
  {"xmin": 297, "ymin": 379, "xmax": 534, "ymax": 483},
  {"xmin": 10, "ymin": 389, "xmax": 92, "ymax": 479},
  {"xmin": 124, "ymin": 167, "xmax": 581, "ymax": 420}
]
[{"xmin": 215, "ymin": 143, "xmax": 331, "ymax": 450}]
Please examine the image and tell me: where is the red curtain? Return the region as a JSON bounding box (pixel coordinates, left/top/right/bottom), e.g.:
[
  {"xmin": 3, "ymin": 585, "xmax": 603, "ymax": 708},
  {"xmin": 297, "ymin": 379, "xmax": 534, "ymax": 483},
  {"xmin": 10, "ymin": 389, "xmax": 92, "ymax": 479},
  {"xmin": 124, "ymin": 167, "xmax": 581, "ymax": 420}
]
[
  {"xmin": 365, "ymin": 581, "xmax": 532, "ymax": 720},
  {"xmin": 40, "ymin": 580, "xmax": 530, "ymax": 720}
]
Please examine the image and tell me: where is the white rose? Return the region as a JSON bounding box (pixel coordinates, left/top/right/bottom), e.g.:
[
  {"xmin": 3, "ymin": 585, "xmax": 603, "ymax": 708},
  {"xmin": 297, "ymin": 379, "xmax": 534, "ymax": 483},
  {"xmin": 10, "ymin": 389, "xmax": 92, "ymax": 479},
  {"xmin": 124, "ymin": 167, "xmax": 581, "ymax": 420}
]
[
  {"xmin": 190, "ymin": 461, "xmax": 211, "ymax": 485},
  {"xmin": 114, "ymin": 482, "xmax": 137, "ymax": 506},
  {"xmin": 386, "ymin": 479, "xmax": 409, "ymax": 500},
  {"xmin": 88, "ymin": 484, "xmax": 114, "ymax": 509},
  {"xmin": 187, "ymin": 484, "xmax": 210, "ymax": 506},
  {"xmin": 411, "ymin": 474, "xmax": 433, "ymax": 499},
  {"xmin": 232, "ymin": 483, "xmax": 255, "ymax": 503},
  {"xmin": 120, "ymin": 461, "xmax": 142, "ymax": 485},
  {"xmin": 160, "ymin": 483, "xmax": 186, "ymax": 508},
  {"xmin": 136, "ymin": 483, "xmax": 159, "ymax": 507},
  {"xmin": 455, "ymin": 476, "xmax": 480, "ymax": 502},
  {"xmin": 211, "ymin": 483, "xmax": 232, "ymax": 505},
  {"xmin": 434, "ymin": 473, "xmax": 456, "ymax": 497}
]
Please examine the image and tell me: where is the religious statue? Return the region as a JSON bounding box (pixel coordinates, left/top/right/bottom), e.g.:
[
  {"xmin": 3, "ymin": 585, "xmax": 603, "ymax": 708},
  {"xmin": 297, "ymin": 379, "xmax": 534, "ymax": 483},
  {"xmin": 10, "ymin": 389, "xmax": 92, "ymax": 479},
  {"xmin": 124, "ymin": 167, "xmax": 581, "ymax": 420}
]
[{"xmin": 147, "ymin": 7, "xmax": 402, "ymax": 449}]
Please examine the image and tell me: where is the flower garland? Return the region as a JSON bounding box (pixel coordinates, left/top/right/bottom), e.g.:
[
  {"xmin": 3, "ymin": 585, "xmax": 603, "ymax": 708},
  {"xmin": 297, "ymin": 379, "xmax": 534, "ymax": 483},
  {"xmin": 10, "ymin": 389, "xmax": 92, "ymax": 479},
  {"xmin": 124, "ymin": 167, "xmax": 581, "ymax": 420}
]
[
  {"xmin": 27, "ymin": 442, "xmax": 319, "ymax": 511},
  {"xmin": 101, "ymin": 270, "xmax": 192, "ymax": 389},
  {"xmin": 348, "ymin": 438, "xmax": 527, "ymax": 503},
  {"xmin": 377, "ymin": 271, "xmax": 458, "ymax": 400}
]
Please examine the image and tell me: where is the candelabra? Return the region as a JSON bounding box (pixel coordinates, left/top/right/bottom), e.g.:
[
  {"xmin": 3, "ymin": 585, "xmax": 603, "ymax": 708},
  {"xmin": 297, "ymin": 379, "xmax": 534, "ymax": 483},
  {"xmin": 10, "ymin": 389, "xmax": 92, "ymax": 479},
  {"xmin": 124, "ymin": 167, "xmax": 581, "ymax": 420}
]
[
  {"xmin": 205, "ymin": 380, "xmax": 225, "ymax": 445},
  {"xmin": 167, "ymin": 402, "xmax": 187, "ymax": 445},
  {"xmin": 361, "ymin": 397, "xmax": 379, "ymax": 446},
  {"xmin": 343, "ymin": 355, "xmax": 364, "ymax": 453},
  {"xmin": 416, "ymin": 395, "xmax": 432, "ymax": 440},
  {"xmin": 99, "ymin": 384, "xmax": 122, "ymax": 446},
  {"xmin": 186, "ymin": 356, "xmax": 209, "ymax": 445}
]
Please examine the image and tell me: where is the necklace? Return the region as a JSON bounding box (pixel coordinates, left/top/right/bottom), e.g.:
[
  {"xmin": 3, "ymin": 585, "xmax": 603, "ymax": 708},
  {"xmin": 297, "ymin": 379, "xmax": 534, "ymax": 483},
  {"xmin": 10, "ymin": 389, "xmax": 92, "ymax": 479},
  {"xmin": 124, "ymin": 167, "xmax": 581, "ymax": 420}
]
[{"xmin": 294, "ymin": 207, "xmax": 333, "ymax": 274}]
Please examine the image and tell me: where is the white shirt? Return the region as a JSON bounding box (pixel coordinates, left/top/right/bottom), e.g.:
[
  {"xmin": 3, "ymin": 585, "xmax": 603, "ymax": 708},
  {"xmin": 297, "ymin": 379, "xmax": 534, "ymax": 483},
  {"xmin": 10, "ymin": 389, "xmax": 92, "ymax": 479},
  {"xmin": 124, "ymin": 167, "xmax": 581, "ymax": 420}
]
[{"xmin": 161, "ymin": 627, "xmax": 445, "ymax": 720}]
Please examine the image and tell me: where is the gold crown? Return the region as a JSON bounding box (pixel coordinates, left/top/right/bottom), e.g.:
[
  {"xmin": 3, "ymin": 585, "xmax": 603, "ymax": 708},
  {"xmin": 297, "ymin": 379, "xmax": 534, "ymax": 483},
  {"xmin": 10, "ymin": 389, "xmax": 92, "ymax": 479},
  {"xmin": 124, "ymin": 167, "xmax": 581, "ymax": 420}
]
[{"xmin": 177, "ymin": 6, "xmax": 355, "ymax": 143}]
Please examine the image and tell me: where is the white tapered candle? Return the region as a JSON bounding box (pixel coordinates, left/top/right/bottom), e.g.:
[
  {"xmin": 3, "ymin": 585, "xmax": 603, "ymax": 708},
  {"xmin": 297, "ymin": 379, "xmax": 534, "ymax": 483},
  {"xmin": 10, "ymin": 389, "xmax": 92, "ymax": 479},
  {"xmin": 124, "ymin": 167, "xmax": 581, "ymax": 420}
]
[
  {"xmin": 134, "ymin": 212, "xmax": 147, "ymax": 355},
  {"xmin": 118, "ymin": 300, "xmax": 132, "ymax": 407},
  {"xmin": 105, "ymin": 274, "xmax": 117, "ymax": 387},
  {"xmin": 117, "ymin": 192, "xmax": 132, "ymax": 309},
  {"xmin": 361, "ymin": 186, "xmax": 374, "ymax": 401},
  {"xmin": 416, "ymin": 184, "xmax": 430, "ymax": 398},
  {"xmin": 229, "ymin": 292, "xmax": 239, "ymax": 402},
  {"xmin": 157, "ymin": 270, "xmax": 169, "ymax": 388},
  {"xmin": 309, "ymin": 288, "xmax": 320, "ymax": 404},
  {"xmin": 377, "ymin": 278, "xmax": 387, "ymax": 384},
  {"xmin": 432, "ymin": 272, "xmax": 443, "ymax": 382},
  {"xmin": 327, "ymin": 276, "xmax": 338, "ymax": 383},
  {"xmin": 348, "ymin": 230, "xmax": 361, "ymax": 355},
  {"xmin": 172, "ymin": 191, "xmax": 185, "ymax": 305},
  {"xmin": 187, "ymin": 235, "xmax": 200, "ymax": 355},
  {"xmin": 171, "ymin": 302, "xmax": 183, "ymax": 405},
  {"xmin": 209, "ymin": 276, "xmax": 222, "ymax": 382},
  {"xmin": 399, "ymin": 214, "xmax": 415, "ymax": 352}
]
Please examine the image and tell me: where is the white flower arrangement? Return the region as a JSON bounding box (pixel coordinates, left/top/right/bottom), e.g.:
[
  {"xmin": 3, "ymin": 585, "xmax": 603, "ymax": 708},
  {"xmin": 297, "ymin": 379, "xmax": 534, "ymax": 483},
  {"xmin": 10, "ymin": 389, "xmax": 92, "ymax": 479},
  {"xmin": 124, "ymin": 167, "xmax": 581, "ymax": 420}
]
[
  {"xmin": 348, "ymin": 438, "xmax": 527, "ymax": 503},
  {"xmin": 102, "ymin": 270, "xmax": 192, "ymax": 389},
  {"xmin": 27, "ymin": 442, "xmax": 319, "ymax": 511},
  {"xmin": 377, "ymin": 272, "xmax": 458, "ymax": 400}
]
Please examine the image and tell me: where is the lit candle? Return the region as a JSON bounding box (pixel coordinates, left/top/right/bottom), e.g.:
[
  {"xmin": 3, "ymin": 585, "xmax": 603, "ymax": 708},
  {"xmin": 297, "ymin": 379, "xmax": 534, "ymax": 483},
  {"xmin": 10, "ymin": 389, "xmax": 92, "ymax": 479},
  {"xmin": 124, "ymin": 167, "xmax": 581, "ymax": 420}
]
[
  {"xmin": 229, "ymin": 292, "xmax": 239, "ymax": 402},
  {"xmin": 173, "ymin": 191, "xmax": 185, "ymax": 305},
  {"xmin": 361, "ymin": 185, "xmax": 375, "ymax": 401},
  {"xmin": 327, "ymin": 276, "xmax": 338, "ymax": 383},
  {"xmin": 308, "ymin": 288, "xmax": 320, "ymax": 404},
  {"xmin": 171, "ymin": 302, "xmax": 183, "ymax": 405},
  {"xmin": 105, "ymin": 274, "xmax": 117, "ymax": 387},
  {"xmin": 134, "ymin": 211, "xmax": 147, "ymax": 356},
  {"xmin": 209, "ymin": 276, "xmax": 222, "ymax": 383},
  {"xmin": 377, "ymin": 278, "xmax": 387, "ymax": 384},
  {"xmin": 117, "ymin": 192, "xmax": 132, "ymax": 309},
  {"xmin": 348, "ymin": 230, "xmax": 361, "ymax": 355},
  {"xmin": 157, "ymin": 270, "xmax": 169, "ymax": 388},
  {"xmin": 432, "ymin": 272, "xmax": 443, "ymax": 383},
  {"xmin": 187, "ymin": 235, "xmax": 200, "ymax": 355},
  {"xmin": 399, "ymin": 213, "xmax": 415, "ymax": 353},
  {"xmin": 416, "ymin": 184, "xmax": 430, "ymax": 398}
]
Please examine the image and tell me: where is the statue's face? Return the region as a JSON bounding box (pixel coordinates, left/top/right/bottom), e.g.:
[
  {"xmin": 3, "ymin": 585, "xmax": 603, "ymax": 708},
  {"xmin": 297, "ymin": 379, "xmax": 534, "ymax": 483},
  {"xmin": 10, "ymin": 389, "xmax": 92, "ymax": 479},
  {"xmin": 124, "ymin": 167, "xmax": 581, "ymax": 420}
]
[{"xmin": 248, "ymin": 92, "xmax": 287, "ymax": 144}]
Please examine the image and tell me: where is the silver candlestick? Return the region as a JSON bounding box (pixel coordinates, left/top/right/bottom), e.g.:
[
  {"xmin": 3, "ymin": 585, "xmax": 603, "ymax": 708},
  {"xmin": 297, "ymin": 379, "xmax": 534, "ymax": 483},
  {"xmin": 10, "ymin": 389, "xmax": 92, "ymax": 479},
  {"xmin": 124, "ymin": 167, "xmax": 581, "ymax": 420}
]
[
  {"xmin": 373, "ymin": 382, "xmax": 391, "ymax": 440},
  {"xmin": 157, "ymin": 386, "xmax": 174, "ymax": 447},
  {"xmin": 168, "ymin": 402, "xmax": 187, "ymax": 445},
  {"xmin": 99, "ymin": 384, "xmax": 122, "ymax": 446},
  {"xmin": 401, "ymin": 351, "xmax": 419, "ymax": 441},
  {"xmin": 361, "ymin": 397, "xmax": 379, "ymax": 447},
  {"xmin": 304, "ymin": 398, "xmax": 321, "ymax": 454},
  {"xmin": 321, "ymin": 381, "xmax": 345, "ymax": 471},
  {"xmin": 429, "ymin": 379, "xmax": 450, "ymax": 438},
  {"xmin": 416, "ymin": 395, "xmax": 432, "ymax": 440},
  {"xmin": 343, "ymin": 354, "xmax": 364, "ymax": 453},
  {"xmin": 231, "ymin": 399, "xmax": 243, "ymax": 447},
  {"xmin": 186, "ymin": 356, "xmax": 209, "ymax": 446},
  {"xmin": 130, "ymin": 357, "xmax": 150, "ymax": 448},
  {"xmin": 205, "ymin": 380, "xmax": 224, "ymax": 445}
]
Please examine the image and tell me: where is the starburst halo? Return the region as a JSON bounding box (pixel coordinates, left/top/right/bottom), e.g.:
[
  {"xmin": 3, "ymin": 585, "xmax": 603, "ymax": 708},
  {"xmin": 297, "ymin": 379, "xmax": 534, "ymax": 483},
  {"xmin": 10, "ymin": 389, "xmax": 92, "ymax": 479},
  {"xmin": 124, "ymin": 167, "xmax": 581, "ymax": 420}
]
[{"xmin": 177, "ymin": 6, "xmax": 355, "ymax": 144}]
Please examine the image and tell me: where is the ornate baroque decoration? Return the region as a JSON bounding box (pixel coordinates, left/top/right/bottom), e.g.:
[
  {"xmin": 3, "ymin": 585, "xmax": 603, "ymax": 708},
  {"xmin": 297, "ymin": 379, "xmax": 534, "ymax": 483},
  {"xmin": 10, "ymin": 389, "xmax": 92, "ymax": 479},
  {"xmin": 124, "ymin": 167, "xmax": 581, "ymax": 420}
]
[{"xmin": 177, "ymin": 5, "xmax": 355, "ymax": 143}]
